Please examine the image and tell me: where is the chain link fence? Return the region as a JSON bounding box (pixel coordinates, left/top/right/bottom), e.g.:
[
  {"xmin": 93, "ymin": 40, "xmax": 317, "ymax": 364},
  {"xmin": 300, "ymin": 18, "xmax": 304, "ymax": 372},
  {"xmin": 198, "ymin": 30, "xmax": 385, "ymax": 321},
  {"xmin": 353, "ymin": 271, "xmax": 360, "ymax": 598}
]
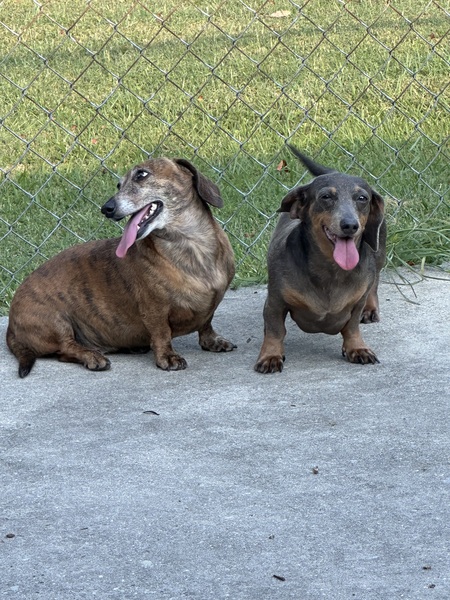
[{"xmin": 1, "ymin": 0, "xmax": 449, "ymax": 313}]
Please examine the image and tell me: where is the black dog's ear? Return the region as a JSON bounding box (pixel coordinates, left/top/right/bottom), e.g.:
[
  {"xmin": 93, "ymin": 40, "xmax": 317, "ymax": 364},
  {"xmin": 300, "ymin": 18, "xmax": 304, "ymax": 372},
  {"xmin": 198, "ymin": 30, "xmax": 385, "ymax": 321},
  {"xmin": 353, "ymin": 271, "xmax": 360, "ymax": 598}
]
[
  {"xmin": 363, "ymin": 191, "xmax": 385, "ymax": 251},
  {"xmin": 277, "ymin": 186, "xmax": 310, "ymax": 220},
  {"xmin": 175, "ymin": 158, "xmax": 223, "ymax": 208}
]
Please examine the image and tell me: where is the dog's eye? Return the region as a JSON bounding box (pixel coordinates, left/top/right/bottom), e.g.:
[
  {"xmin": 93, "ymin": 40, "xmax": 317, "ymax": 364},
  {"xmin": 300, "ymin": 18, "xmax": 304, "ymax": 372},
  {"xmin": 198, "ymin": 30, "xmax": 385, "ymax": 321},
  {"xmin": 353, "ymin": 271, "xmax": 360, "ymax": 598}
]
[
  {"xmin": 135, "ymin": 170, "xmax": 149, "ymax": 182},
  {"xmin": 357, "ymin": 195, "xmax": 369, "ymax": 203},
  {"xmin": 320, "ymin": 193, "xmax": 333, "ymax": 202}
]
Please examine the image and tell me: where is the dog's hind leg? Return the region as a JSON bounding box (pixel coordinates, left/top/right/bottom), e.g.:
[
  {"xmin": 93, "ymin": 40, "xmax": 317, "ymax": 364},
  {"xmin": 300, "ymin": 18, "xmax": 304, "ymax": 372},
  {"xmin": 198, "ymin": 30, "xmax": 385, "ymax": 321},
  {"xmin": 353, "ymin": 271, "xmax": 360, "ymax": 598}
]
[
  {"xmin": 57, "ymin": 338, "xmax": 111, "ymax": 371},
  {"xmin": 198, "ymin": 319, "xmax": 236, "ymax": 353},
  {"xmin": 363, "ymin": 220, "xmax": 386, "ymax": 324},
  {"xmin": 361, "ymin": 275, "xmax": 380, "ymax": 323},
  {"xmin": 7, "ymin": 320, "xmax": 110, "ymax": 375}
]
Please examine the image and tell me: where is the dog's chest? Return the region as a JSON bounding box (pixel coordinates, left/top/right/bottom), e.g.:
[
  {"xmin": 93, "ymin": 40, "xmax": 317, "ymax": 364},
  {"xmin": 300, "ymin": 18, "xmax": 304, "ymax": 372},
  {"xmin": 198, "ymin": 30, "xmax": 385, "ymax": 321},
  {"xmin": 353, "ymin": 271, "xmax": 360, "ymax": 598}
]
[
  {"xmin": 176, "ymin": 280, "xmax": 218, "ymax": 310},
  {"xmin": 165, "ymin": 267, "xmax": 224, "ymax": 319},
  {"xmin": 167, "ymin": 286, "xmax": 220, "ymax": 336},
  {"xmin": 283, "ymin": 283, "xmax": 367, "ymax": 334}
]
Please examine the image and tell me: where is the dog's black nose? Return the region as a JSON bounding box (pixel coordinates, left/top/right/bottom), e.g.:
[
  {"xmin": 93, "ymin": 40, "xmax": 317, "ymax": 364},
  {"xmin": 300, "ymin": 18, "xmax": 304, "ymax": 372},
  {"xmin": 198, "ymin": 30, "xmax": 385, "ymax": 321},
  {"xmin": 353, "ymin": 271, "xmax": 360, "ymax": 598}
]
[
  {"xmin": 101, "ymin": 198, "xmax": 116, "ymax": 218},
  {"xmin": 340, "ymin": 218, "xmax": 359, "ymax": 235}
]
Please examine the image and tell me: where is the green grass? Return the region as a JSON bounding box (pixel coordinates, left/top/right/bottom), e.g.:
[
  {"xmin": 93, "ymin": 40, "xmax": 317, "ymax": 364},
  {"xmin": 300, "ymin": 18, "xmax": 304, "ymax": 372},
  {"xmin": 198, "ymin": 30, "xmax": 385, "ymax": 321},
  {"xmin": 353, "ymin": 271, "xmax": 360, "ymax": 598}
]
[{"xmin": 1, "ymin": 0, "xmax": 449, "ymax": 314}]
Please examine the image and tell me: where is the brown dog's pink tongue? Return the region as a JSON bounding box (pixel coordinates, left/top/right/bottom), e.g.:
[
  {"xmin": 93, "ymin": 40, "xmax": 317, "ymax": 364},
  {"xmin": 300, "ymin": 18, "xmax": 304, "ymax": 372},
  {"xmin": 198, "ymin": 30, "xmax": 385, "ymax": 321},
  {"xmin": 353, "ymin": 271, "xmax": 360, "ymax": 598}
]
[
  {"xmin": 116, "ymin": 205, "xmax": 149, "ymax": 259},
  {"xmin": 333, "ymin": 237, "xmax": 359, "ymax": 271}
]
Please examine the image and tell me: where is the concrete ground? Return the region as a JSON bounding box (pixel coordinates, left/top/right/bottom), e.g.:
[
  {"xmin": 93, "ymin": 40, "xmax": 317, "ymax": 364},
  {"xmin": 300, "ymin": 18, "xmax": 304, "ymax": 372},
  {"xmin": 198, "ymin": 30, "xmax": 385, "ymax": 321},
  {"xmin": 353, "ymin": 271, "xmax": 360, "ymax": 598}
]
[{"xmin": 1, "ymin": 272, "xmax": 449, "ymax": 599}]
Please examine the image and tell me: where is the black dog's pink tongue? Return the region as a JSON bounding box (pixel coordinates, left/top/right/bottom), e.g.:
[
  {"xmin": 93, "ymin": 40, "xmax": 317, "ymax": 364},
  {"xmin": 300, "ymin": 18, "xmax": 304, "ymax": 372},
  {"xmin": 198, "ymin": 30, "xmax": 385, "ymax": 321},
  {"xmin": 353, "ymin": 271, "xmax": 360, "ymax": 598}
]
[
  {"xmin": 333, "ymin": 237, "xmax": 359, "ymax": 271},
  {"xmin": 116, "ymin": 206, "xmax": 149, "ymax": 259}
]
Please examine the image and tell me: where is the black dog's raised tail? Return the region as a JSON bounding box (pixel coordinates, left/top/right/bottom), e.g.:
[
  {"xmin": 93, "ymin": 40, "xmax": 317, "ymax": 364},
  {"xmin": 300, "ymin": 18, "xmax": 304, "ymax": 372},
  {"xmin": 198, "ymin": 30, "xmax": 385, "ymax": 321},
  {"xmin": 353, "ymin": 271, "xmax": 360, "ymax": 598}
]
[{"xmin": 286, "ymin": 144, "xmax": 336, "ymax": 176}]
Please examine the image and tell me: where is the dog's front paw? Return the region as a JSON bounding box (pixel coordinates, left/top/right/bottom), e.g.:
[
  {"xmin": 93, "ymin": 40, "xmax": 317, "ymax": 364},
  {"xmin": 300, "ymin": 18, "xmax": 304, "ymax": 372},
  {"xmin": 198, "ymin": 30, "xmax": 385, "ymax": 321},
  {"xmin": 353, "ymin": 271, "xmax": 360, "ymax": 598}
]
[
  {"xmin": 342, "ymin": 346, "xmax": 379, "ymax": 365},
  {"xmin": 156, "ymin": 353, "xmax": 188, "ymax": 371},
  {"xmin": 254, "ymin": 354, "xmax": 285, "ymax": 374},
  {"xmin": 200, "ymin": 335, "xmax": 236, "ymax": 353}
]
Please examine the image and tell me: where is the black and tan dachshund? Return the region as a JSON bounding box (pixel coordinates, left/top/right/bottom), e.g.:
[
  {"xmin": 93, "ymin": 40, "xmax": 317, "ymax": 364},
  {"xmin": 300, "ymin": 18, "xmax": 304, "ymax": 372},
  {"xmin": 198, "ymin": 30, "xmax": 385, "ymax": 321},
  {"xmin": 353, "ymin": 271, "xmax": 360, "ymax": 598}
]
[{"xmin": 255, "ymin": 145, "xmax": 386, "ymax": 373}]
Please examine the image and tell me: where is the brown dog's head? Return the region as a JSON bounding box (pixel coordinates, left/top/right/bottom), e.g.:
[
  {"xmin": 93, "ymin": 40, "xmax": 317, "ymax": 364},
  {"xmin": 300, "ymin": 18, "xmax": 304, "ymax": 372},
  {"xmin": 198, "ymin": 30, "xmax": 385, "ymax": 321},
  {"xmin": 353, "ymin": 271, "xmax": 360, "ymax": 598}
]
[
  {"xmin": 101, "ymin": 158, "xmax": 223, "ymax": 258},
  {"xmin": 278, "ymin": 147, "xmax": 385, "ymax": 271}
]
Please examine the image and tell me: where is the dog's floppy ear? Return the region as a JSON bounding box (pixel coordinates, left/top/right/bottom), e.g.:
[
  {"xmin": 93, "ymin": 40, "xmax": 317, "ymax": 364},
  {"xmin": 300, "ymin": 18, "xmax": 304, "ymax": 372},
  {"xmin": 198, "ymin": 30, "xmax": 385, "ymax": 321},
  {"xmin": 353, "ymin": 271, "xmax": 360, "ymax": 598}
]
[
  {"xmin": 175, "ymin": 158, "xmax": 223, "ymax": 208},
  {"xmin": 277, "ymin": 186, "xmax": 310, "ymax": 220},
  {"xmin": 363, "ymin": 190, "xmax": 385, "ymax": 251}
]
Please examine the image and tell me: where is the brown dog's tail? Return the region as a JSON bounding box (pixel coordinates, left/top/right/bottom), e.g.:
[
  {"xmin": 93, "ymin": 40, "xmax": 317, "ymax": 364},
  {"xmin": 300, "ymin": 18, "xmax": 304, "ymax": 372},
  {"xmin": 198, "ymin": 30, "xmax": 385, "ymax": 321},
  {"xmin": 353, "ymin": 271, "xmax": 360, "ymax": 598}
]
[
  {"xmin": 287, "ymin": 144, "xmax": 336, "ymax": 176},
  {"xmin": 6, "ymin": 327, "xmax": 37, "ymax": 378},
  {"xmin": 17, "ymin": 353, "xmax": 36, "ymax": 378}
]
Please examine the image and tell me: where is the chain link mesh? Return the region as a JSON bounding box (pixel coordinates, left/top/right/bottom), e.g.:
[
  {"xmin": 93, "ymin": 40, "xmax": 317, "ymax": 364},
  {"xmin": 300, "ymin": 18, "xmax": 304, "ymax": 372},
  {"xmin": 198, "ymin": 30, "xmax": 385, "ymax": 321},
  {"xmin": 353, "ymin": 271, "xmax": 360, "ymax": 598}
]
[{"xmin": 1, "ymin": 0, "xmax": 449, "ymax": 312}]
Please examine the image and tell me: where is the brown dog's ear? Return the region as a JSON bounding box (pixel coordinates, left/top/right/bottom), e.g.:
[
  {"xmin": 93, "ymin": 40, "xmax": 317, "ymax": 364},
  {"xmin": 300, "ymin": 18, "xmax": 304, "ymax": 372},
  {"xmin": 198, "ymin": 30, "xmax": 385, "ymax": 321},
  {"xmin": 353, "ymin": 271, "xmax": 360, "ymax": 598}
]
[
  {"xmin": 175, "ymin": 158, "xmax": 223, "ymax": 208},
  {"xmin": 277, "ymin": 186, "xmax": 310, "ymax": 220},
  {"xmin": 363, "ymin": 191, "xmax": 385, "ymax": 251}
]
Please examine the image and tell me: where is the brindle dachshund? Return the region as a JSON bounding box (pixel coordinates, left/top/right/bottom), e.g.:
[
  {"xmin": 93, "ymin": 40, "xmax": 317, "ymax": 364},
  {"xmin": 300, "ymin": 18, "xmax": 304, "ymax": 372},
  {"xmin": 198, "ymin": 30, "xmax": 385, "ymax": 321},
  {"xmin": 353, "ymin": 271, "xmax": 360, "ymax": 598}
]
[
  {"xmin": 7, "ymin": 158, "xmax": 236, "ymax": 377},
  {"xmin": 255, "ymin": 145, "xmax": 386, "ymax": 373}
]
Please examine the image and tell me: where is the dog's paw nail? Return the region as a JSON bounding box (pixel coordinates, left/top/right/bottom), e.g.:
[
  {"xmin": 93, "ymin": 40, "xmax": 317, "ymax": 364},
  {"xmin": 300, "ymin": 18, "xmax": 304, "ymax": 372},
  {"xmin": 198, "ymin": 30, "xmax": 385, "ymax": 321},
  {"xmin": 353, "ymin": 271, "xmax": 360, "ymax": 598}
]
[{"xmin": 254, "ymin": 356, "xmax": 284, "ymax": 374}]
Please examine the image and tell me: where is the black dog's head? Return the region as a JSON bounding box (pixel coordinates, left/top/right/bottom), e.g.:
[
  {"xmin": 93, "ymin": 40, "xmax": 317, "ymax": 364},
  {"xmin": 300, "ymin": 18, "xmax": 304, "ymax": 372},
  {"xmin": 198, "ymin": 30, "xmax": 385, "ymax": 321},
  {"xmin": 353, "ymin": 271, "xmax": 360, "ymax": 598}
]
[{"xmin": 278, "ymin": 145, "xmax": 385, "ymax": 270}]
